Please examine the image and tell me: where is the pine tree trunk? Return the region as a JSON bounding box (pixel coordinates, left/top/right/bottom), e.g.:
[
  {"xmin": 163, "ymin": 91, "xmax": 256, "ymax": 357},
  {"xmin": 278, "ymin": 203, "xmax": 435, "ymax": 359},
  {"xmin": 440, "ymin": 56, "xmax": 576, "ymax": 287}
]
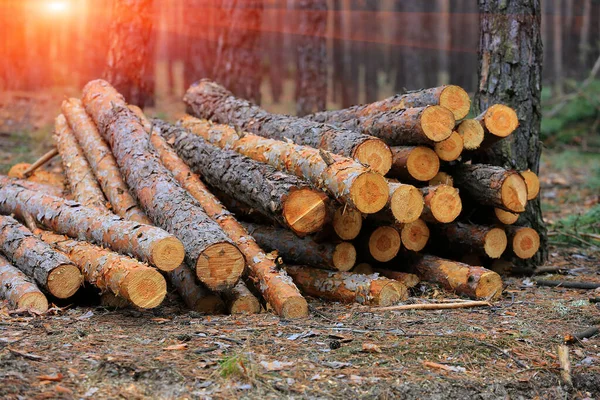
[
  {"xmin": 474, "ymin": 0, "xmax": 547, "ymax": 269},
  {"xmin": 0, "ymin": 254, "xmax": 48, "ymax": 312},
  {"xmin": 104, "ymin": 0, "xmax": 155, "ymax": 107}
]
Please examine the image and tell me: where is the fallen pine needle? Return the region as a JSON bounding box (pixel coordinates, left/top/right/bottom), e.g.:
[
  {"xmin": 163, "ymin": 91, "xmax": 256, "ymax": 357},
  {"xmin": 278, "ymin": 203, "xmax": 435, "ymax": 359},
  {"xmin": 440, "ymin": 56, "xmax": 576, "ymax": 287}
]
[{"xmin": 370, "ymin": 301, "xmax": 491, "ymax": 312}]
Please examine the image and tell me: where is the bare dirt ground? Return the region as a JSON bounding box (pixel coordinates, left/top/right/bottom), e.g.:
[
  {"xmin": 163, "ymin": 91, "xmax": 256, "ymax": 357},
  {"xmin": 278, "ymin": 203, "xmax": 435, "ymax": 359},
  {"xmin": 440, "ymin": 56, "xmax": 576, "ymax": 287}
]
[{"xmin": 0, "ymin": 91, "xmax": 598, "ymax": 399}]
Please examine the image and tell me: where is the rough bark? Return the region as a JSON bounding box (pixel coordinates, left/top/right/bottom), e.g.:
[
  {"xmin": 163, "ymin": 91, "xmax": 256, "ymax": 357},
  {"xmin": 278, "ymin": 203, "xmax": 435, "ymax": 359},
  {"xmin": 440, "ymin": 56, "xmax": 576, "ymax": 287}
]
[
  {"xmin": 450, "ymin": 163, "xmax": 528, "ymax": 212},
  {"xmin": 308, "ymin": 85, "xmax": 471, "ymax": 121},
  {"xmin": 0, "ymin": 215, "xmax": 82, "ymax": 299},
  {"xmin": 0, "ymin": 176, "xmax": 183, "ymax": 272},
  {"xmin": 295, "ymin": 0, "xmax": 327, "ymax": 116},
  {"xmin": 307, "ymin": 106, "xmax": 455, "ymax": 146},
  {"xmin": 54, "ymin": 114, "xmax": 108, "ymax": 211},
  {"xmin": 222, "ymin": 281, "xmax": 261, "ymax": 314},
  {"xmin": 180, "ymin": 116, "xmax": 388, "ymax": 214},
  {"xmin": 431, "ymin": 222, "xmax": 508, "ymax": 259},
  {"xmin": 373, "ymin": 269, "xmax": 420, "ymax": 288},
  {"xmin": 61, "ymin": 98, "xmax": 150, "ymax": 223},
  {"xmin": 242, "ymin": 222, "xmax": 356, "ymax": 272},
  {"xmin": 389, "ymin": 146, "xmax": 440, "ymax": 182},
  {"xmin": 168, "ymin": 265, "xmax": 226, "ymax": 314},
  {"xmin": 419, "ymin": 185, "xmax": 462, "ymax": 223},
  {"xmin": 156, "ymin": 120, "xmax": 327, "ymax": 236},
  {"xmin": 285, "ymin": 265, "xmax": 408, "ymax": 306},
  {"xmin": 474, "ymin": 0, "xmax": 547, "ymax": 268},
  {"xmin": 149, "ymin": 127, "xmax": 308, "ymax": 318},
  {"xmin": 104, "ymin": 0, "xmax": 154, "ymax": 107},
  {"xmin": 0, "ymin": 254, "xmax": 48, "ymax": 312},
  {"xmin": 411, "ymin": 255, "xmax": 503, "ymax": 300},
  {"xmin": 82, "ymin": 80, "xmax": 242, "ymax": 292},
  {"xmin": 37, "ymin": 230, "xmax": 166, "ymax": 309},
  {"xmin": 183, "ymin": 80, "xmax": 392, "ymax": 174}
]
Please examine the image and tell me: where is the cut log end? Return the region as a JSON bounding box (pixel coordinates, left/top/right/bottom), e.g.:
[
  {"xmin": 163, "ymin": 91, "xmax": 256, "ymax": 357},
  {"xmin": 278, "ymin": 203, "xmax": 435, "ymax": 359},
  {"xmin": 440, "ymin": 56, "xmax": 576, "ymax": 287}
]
[
  {"xmin": 483, "ymin": 104, "xmax": 519, "ymax": 138},
  {"xmin": 476, "ymin": 271, "xmax": 504, "ymax": 300},
  {"xmin": 420, "ymin": 105, "xmax": 456, "ymax": 142},
  {"xmin": 512, "ymin": 227, "xmax": 540, "ymax": 259},
  {"xmin": 229, "ymin": 296, "xmax": 261, "ymax": 314},
  {"xmin": 428, "ymin": 185, "xmax": 462, "ymax": 223},
  {"xmin": 389, "ymin": 184, "xmax": 424, "ymax": 224},
  {"xmin": 122, "ymin": 269, "xmax": 167, "ymax": 309},
  {"xmin": 369, "ymin": 226, "xmax": 402, "ymax": 262},
  {"xmin": 434, "ymin": 131, "xmax": 464, "ymax": 162},
  {"xmin": 333, "ymin": 206, "xmax": 363, "ymax": 240},
  {"xmin": 350, "ymin": 172, "xmax": 389, "ymax": 214},
  {"xmin": 429, "ymin": 172, "xmax": 454, "ymax": 187},
  {"xmin": 401, "ymin": 219, "xmax": 430, "ymax": 251},
  {"xmin": 439, "ymin": 85, "xmax": 471, "ymax": 120},
  {"xmin": 484, "ymin": 228, "xmax": 508, "ymax": 259},
  {"xmin": 18, "ymin": 292, "xmax": 49, "ymax": 313},
  {"xmin": 407, "ymin": 147, "xmax": 440, "ymax": 182},
  {"xmin": 280, "ymin": 297, "xmax": 309, "ymax": 319},
  {"xmin": 150, "ymin": 237, "xmax": 186, "ymax": 272},
  {"xmin": 501, "ymin": 174, "xmax": 528, "ymax": 212},
  {"xmin": 378, "ymin": 281, "xmax": 408, "ymax": 306},
  {"xmin": 457, "ymin": 119, "xmax": 485, "ymax": 150},
  {"xmin": 195, "ymin": 242, "xmax": 245, "ymax": 291},
  {"xmin": 332, "ymin": 242, "xmax": 357, "ymax": 272},
  {"xmin": 352, "ymin": 139, "xmax": 393, "ymax": 175},
  {"xmin": 521, "ymin": 170, "xmax": 540, "ymax": 200},
  {"xmin": 495, "ymin": 208, "xmax": 519, "ymax": 225},
  {"xmin": 193, "ymin": 295, "xmax": 226, "ymax": 314},
  {"xmin": 46, "ymin": 264, "xmax": 83, "ymax": 299},
  {"xmin": 283, "ymin": 188, "xmax": 328, "ymax": 235}
]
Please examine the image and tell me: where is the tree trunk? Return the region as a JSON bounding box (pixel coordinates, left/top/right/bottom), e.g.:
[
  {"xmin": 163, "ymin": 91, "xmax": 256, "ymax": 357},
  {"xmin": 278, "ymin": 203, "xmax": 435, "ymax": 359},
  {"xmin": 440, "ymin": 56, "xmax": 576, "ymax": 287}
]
[
  {"xmin": 155, "ymin": 120, "xmax": 328, "ymax": 237},
  {"xmin": 474, "ymin": 0, "xmax": 547, "ymax": 268},
  {"xmin": 430, "ymin": 222, "xmax": 508, "ymax": 259},
  {"xmin": 0, "ymin": 254, "xmax": 48, "ymax": 312},
  {"xmin": 0, "ymin": 176, "xmax": 183, "ymax": 272},
  {"xmin": 295, "ymin": 0, "xmax": 328, "ymax": 116},
  {"xmin": 184, "ymin": 80, "xmax": 392, "ymax": 175},
  {"xmin": 169, "ymin": 265, "xmax": 226, "ymax": 314},
  {"xmin": 0, "ymin": 215, "xmax": 82, "ymax": 299},
  {"xmin": 104, "ymin": 0, "xmax": 155, "ymax": 107},
  {"xmin": 222, "ymin": 281, "xmax": 262, "ymax": 314}
]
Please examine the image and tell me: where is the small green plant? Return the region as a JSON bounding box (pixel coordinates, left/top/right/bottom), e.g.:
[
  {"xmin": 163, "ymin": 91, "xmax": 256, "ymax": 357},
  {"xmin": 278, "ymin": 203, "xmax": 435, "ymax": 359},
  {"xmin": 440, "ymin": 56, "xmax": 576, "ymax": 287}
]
[
  {"xmin": 219, "ymin": 354, "xmax": 248, "ymax": 378},
  {"xmin": 549, "ymin": 204, "xmax": 600, "ymax": 248}
]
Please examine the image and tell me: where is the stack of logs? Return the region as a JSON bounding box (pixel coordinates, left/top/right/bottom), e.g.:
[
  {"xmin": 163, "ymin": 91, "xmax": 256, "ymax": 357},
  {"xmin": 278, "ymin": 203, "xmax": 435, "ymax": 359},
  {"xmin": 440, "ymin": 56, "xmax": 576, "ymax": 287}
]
[{"xmin": 0, "ymin": 79, "xmax": 541, "ymax": 318}]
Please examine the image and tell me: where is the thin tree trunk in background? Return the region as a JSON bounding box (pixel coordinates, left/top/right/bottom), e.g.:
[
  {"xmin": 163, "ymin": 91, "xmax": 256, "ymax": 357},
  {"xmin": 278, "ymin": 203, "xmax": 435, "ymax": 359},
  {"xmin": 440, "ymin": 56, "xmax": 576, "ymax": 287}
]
[
  {"xmin": 341, "ymin": 0, "xmax": 356, "ymax": 107},
  {"xmin": 362, "ymin": 0, "xmax": 380, "ymax": 103},
  {"xmin": 349, "ymin": 0, "xmax": 361, "ymax": 105},
  {"xmin": 553, "ymin": 0, "xmax": 563, "ymax": 95},
  {"xmin": 332, "ymin": 0, "xmax": 344, "ymax": 104},
  {"xmin": 474, "ymin": 0, "xmax": 547, "ymax": 270},
  {"xmin": 213, "ymin": 0, "xmax": 263, "ymax": 104},
  {"xmin": 436, "ymin": 0, "xmax": 450, "ymax": 85},
  {"xmin": 398, "ymin": 0, "xmax": 425, "ymax": 91},
  {"xmin": 104, "ymin": 0, "xmax": 155, "ymax": 107},
  {"xmin": 267, "ymin": 0, "xmax": 284, "ymax": 103},
  {"xmin": 579, "ymin": 0, "xmax": 591, "ymax": 65},
  {"xmin": 184, "ymin": 0, "xmax": 216, "ymax": 89},
  {"xmin": 295, "ymin": 0, "xmax": 328, "ymax": 116}
]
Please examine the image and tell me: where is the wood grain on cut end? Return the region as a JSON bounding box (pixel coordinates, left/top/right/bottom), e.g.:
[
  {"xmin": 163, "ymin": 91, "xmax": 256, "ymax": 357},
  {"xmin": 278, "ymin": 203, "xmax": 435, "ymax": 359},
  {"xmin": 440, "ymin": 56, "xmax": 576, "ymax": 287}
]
[
  {"xmin": 374, "ymin": 269, "xmax": 420, "ymax": 288},
  {"xmin": 429, "ymin": 172, "xmax": 454, "ymax": 187},
  {"xmin": 369, "ymin": 226, "xmax": 402, "ymax": 262},
  {"xmin": 500, "ymin": 173, "xmax": 528, "ymax": 212},
  {"xmin": 195, "ymin": 242, "xmax": 245, "ymax": 291},
  {"xmin": 389, "ymin": 183, "xmax": 423, "ymax": 224},
  {"xmin": 350, "ymin": 171, "xmax": 389, "ymax": 214},
  {"xmin": 352, "ymin": 138, "xmax": 393, "ymax": 175},
  {"xmin": 426, "ymin": 185, "xmax": 462, "ymax": 223},
  {"xmin": 332, "ymin": 206, "xmax": 363, "ymax": 240},
  {"xmin": 495, "ymin": 208, "xmax": 520, "ymax": 225},
  {"xmin": 283, "ymin": 188, "xmax": 329, "ymax": 235},
  {"xmin": 281, "ymin": 297, "xmax": 309, "ymax": 319},
  {"xmin": 150, "ymin": 237, "xmax": 185, "ymax": 271},
  {"xmin": 510, "ymin": 227, "xmax": 540, "ymax": 259},
  {"xmin": 483, "ymin": 228, "xmax": 508, "ymax": 259},
  {"xmin": 457, "ymin": 119, "xmax": 485, "ymax": 150},
  {"xmin": 18, "ymin": 292, "xmax": 49, "ymax": 312},
  {"xmin": 520, "ymin": 170, "xmax": 540, "ymax": 200},
  {"xmin": 401, "ymin": 219, "xmax": 430, "ymax": 251},
  {"xmin": 439, "ymin": 85, "xmax": 471, "ymax": 120},
  {"xmin": 482, "ymin": 104, "xmax": 519, "ymax": 138},
  {"xmin": 224, "ymin": 282, "xmax": 261, "ymax": 314},
  {"xmin": 403, "ymin": 146, "xmax": 440, "ymax": 182},
  {"xmin": 475, "ymin": 271, "xmax": 504, "ymax": 300},
  {"xmin": 420, "ymin": 105, "xmax": 455, "ymax": 142},
  {"xmin": 332, "ymin": 242, "xmax": 357, "ymax": 272},
  {"xmin": 46, "ymin": 264, "xmax": 83, "ymax": 299},
  {"xmin": 376, "ymin": 280, "xmax": 408, "ymax": 306},
  {"xmin": 353, "ymin": 263, "xmax": 374, "ymax": 274},
  {"xmin": 122, "ymin": 268, "xmax": 167, "ymax": 309},
  {"xmin": 434, "ymin": 131, "xmax": 464, "ymax": 162}
]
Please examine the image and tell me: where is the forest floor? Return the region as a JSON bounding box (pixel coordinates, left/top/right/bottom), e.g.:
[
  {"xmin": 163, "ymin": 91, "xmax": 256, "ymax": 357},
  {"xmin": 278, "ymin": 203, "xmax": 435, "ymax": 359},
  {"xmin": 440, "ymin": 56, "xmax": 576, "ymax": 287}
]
[{"xmin": 0, "ymin": 91, "xmax": 599, "ymax": 399}]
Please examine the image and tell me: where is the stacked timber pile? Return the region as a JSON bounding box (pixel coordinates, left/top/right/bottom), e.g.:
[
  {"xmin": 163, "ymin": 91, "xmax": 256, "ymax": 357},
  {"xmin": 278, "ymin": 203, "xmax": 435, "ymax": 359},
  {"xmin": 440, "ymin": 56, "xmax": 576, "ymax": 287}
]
[{"xmin": 0, "ymin": 79, "xmax": 542, "ymax": 317}]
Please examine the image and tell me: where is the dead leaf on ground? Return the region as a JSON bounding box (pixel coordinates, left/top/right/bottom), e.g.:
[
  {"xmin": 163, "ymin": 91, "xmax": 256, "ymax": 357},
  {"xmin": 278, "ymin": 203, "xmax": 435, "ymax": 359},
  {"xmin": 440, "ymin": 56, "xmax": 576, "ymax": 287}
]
[
  {"xmin": 37, "ymin": 373, "xmax": 63, "ymax": 382},
  {"xmin": 362, "ymin": 343, "xmax": 382, "ymax": 353},
  {"xmin": 260, "ymin": 360, "xmax": 294, "ymax": 371},
  {"xmin": 164, "ymin": 343, "xmax": 188, "ymax": 351}
]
